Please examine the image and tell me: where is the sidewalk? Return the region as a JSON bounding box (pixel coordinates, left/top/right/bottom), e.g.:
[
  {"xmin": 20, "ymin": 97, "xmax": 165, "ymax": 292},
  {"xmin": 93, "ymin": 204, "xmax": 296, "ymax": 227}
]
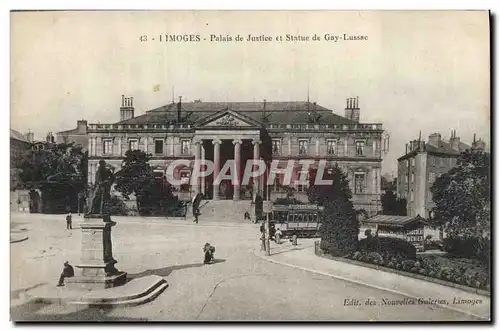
[
  {"xmin": 10, "ymin": 213, "xmax": 258, "ymax": 229},
  {"xmin": 258, "ymin": 240, "xmax": 490, "ymax": 320}
]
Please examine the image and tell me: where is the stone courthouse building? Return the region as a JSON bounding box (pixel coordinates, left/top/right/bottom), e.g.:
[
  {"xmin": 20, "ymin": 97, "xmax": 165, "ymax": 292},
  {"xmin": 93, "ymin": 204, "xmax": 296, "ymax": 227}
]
[{"xmin": 79, "ymin": 95, "xmax": 385, "ymax": 216}]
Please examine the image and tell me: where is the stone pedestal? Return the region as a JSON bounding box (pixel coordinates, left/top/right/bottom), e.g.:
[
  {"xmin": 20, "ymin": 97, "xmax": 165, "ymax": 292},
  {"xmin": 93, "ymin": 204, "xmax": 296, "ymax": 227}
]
[{"xmin": 66, "ymin": 215, "xmax": 126, "ymax": 290}]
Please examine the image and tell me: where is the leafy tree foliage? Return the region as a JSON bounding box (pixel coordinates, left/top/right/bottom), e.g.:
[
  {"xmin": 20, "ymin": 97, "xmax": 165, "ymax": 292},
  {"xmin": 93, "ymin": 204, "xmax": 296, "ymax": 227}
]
[
  {"xmin": 17, "ymin": 142, "xmax": 87, "ymax": 213},
  {"xmin": 114, "ymin": 150, "xmax": 181, "ymax": 216},
  {"xmin": 308, "ymin": 165, "xmax": 359, "ymax": 256},
  {"xmin": 381, "ymin": 175, "xmax": 397, "ymax": 192},
  {"xmin": 430, "ymin": 149, "xmax": 490, "ymax": 239},
  {"xmin": 381, "ymin": 191, "xmax": 407, "ymax": 216}
]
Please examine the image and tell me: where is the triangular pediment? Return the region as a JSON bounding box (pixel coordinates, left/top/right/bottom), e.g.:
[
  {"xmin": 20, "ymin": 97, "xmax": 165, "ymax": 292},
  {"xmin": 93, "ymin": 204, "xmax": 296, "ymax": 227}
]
[{"xmin": 194, "ymin": 109, "xmax": 262, "ymax": 128}]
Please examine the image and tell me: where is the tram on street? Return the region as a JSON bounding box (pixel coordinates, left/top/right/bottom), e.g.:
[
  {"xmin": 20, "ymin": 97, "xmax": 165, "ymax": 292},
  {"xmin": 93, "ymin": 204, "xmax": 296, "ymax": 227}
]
[{"xmin": 271, "ymin": 204, "xmax": 324, "ymax": 238}]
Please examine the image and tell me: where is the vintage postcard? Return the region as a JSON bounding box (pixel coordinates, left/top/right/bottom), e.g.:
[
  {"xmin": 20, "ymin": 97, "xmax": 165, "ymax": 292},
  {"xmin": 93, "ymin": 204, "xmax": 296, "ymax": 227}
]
[{"xmin": 10, "ymin": 10, "xmax": 491, "ymax": 322}]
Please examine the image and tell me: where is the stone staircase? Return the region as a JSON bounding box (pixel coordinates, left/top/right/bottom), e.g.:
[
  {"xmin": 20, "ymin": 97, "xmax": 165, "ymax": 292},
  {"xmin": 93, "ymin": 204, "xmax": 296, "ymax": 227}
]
[{"xmin": 197, "ymin": 200, "xmax": 254, "ymax": 222}]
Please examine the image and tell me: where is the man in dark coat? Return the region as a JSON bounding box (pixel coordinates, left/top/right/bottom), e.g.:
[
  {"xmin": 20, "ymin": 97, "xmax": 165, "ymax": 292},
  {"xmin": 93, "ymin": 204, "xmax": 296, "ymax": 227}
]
[
  {"xmin": 66, "ymin": 212, "xmax": 72, "ymax": 230},
  {"xmin": 57, "ymin": 261, "xmax": 75, "ymax": 286}
]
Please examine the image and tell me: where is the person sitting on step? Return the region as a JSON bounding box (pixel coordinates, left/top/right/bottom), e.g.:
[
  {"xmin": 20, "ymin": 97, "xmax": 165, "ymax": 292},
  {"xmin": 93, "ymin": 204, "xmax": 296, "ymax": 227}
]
[{"xmin": 57, "ymin": 261, "xmax": 74, "ymax": 286}]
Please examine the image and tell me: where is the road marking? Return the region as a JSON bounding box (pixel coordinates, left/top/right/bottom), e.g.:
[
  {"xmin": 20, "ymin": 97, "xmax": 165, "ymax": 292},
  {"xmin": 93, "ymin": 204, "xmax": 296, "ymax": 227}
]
[{"xmin": 255, "ymin": 251, "xmax": 489, "ymax": 321}]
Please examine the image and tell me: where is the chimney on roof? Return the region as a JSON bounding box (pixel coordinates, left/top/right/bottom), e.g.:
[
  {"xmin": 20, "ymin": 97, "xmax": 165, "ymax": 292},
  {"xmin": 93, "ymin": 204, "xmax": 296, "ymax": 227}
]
[
  {"xmin": 450, "ymin": 130, "xmax": 460, "ymax": 151},
  {"xmin": 120, "ymin": 95, "xmax": 135, "ymax": 121},
  {"xmin": 345, "ymin": 96, "xmax": 360, "ymax": 123},
  {"xmin": 77, "ymin": 119, "xmax": 88, "ymax": 134},
  {"xmin": 428, "ymin": 133, "xmax": 441, "ymax": 147},
  {"xmin": 177, "ymin": 96, "xmax": 182, "ymax": 123},
  {"xmin": 472, "ymin": 138, "xmax": 486, "ymax": 151},
  {"xmin": 472, "ymin": 134, "xmax": 486, "ymax": 151},
  {"xmin": 25, "ymin": 130, "xmax": 34, "ymax": 143},
  {"xmin": 262, "ymin": 99, "xmax": 267, "ymax": 120}
]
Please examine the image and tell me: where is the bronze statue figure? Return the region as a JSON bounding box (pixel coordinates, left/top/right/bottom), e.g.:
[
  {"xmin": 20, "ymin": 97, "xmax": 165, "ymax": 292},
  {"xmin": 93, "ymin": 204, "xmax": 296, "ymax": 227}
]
[{"xmin": 86, "ymin": 159, "xmax": 115, "ymax": 219}]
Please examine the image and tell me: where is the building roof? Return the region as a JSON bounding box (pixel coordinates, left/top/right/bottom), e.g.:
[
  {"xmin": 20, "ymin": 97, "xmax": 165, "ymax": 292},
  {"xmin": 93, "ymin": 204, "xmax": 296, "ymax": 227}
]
[
  {"xmin": 362, "ymin": 214, "xmax": 427, "ymax": 227},
  {"xmin": 424, "ymin": 139, "xmax": 470, "ymax": 155},
  {"xmin": 117, "ymin": 101, "xmax": 358, "ymax": 126},
  {"xmin": 397, "ymin": 139, "xmax": 472, "ymax": 161},
  {"xmin": 10, "ymin": 129, "xmax": 29, "ymax": 143}
]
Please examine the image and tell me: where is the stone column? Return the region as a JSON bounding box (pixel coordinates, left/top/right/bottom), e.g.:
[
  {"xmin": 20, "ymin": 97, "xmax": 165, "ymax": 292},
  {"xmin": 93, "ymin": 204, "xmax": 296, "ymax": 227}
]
[
  {"xmin": 117, "ymin": 137, "xmax": 122, "ymax": 156},
  {"xmin": 96, "ymin": 137, "xmax": 102, "ymax": 156},
  {"xmin": 212, "ymin": 139, "xmax": 221, "ymax": 200},
  {"xmin": 376, "ymin": 168, "xmax": 380, "ymax": 195},
  {"xmin": 316, "ymin": 138, "xmax": 320, "ymax": 156},
  {"xmin": 201, "ymin": 143, "xmax": 206, "ymax": 196},
  {"xmin": 88, "ymin": 137, "xmax": 93, "ymax": 156},
  {"xmin": 288, "ymin": 137, "xmax": 292, "ymax": 156},
  {"xmin": 233, "ymin": 139, "xmax": 242, "ymax": 201},
  {"xmin": 143, "ymin": 137, "xmax": 149, "ymax": 153},
  {"xmin": 252, "ymin": 139, "xmax": 261, "ymax": 201},
  {"xmin": 193, "ymin": 139, "xmax": 201, "ymax": 195},
  {"xmin": 372, "ymin": 168, "xmax": 377, "ymax": 195}
]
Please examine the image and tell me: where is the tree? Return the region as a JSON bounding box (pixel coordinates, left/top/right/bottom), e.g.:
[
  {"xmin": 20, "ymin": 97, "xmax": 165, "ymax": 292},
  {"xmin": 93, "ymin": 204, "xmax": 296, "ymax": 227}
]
[
  {"xmin": 381, "ymin": 191, "xmax": 407, "ymax": 215},
  {"xmin": 430, "ymin": 149, "xmax": 490, "ymax": 239},
  {"xmin": 114, "ymin": 150, "xmax": 155, "ymax": 201},
  {"xmin": 114, "ymin": 150, "xmax": 179, "ymax": 216},
  {"xmin": 308, "ymin": 165, "xmax": 359, "ymax": 256},
  {"xmin": 17, "ymin": 142, "xmax": 87, "ymax": 213},
  {"xmin": 381, "ymin": 175, "xmax": 397, "ymax": 192}
]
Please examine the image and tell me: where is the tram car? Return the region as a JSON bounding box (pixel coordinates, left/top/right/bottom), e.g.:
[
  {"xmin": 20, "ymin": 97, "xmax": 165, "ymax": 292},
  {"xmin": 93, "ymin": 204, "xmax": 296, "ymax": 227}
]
[{"xmin": 271, "ymin": 204, "xmax": 324, "ymax": 238}]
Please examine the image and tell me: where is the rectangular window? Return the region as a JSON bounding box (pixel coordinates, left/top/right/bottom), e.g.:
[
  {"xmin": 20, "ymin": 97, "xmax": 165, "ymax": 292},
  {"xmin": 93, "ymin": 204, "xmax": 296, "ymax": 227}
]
[
  {"xmin": 272, "ymin": 139, "xmax": 281, "ymax": 155},
  {"xmin": 181, "ymin": 140, "xmax": 190, "ymax": 155},
  {"xmin": 128, "ymin": 139, "xmax": 138, "ymax": 151},
  {"xmin": 429, "ymin": 156, "xmax": 434, "ymax": 166},
  {"xmin": 354, "ymin": 174, "xmax": 366, "ymax": 193},
  {"xmin": 327, "ymin": 140, "xmax": 337, "ymax": 155},
  {"xmin": 411, "ymin": 173, "xmax": 415, "ymax": 183},
  {"xmin": 155, "ymin": 140, "xmax": 164, "ymax": 154},
  {"xmin": 411, "ymin": 158, "xmax": 415, "ymax": 167},
  {"xmin": 103, "ymin": 139, "xmax": 113, "ymax": 155},
  {"xmin": 410, "ymin": 190, "xmax": 414, "ymax": 202},
  {"xmin": 429, "ymin": 172, "xmax": 436, "ymax": 184},
  {"xmin": 298, "ymin": 140, "xmax": 308, "ymax": 155},
  {"xmin": 356, "ymin": 141, "xmax": 364, "ymax": 156}
]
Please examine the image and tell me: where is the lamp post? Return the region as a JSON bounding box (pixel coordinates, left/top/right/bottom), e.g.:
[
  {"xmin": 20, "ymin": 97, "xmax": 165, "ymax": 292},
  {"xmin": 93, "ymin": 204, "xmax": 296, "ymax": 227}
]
[{"xmin": 263, "ymin": 201, "xmax": 272, "ymax": 256}]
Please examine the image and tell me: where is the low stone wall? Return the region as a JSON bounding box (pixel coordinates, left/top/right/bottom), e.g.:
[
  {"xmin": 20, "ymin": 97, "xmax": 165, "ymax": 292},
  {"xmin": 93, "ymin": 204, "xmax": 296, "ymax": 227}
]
[{"xmin": 314, "ymin": 241, "xmax": 490, "ymax": 297}]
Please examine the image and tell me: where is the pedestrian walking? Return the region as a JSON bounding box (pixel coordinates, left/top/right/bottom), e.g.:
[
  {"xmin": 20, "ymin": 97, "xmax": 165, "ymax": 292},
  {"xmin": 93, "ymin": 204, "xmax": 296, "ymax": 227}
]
[
  {"xmin": 66, "ymin": 212, "xmax": 72, "ymax": 230},
  {"xmin": 193, "ymin": 208, "xmax": 199, "ymax": 224},
  {"xmin": 57, "ymin": 261, "xmax": 74, "ymax": 286},
  {"xmin": 275, "ymin": 228, "xmax": 282, "ymax": 244}
]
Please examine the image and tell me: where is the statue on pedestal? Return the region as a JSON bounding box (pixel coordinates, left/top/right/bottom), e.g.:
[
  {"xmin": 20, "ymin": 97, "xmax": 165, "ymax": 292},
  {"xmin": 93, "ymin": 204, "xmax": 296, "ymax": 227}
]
[{"xmin": 86, "ymin": 159, "xmax": 115, "ymax": 221}]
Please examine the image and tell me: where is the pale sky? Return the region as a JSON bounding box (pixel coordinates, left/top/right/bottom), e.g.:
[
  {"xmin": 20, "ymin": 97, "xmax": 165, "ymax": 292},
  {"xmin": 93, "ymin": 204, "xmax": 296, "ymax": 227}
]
[{"xmin": 10, "ymin": 10, "xmax": 490, "ymax": 174}]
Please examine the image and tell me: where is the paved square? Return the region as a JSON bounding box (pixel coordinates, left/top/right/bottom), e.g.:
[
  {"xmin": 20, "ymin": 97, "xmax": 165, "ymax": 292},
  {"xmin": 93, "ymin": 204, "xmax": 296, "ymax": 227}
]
[{"xmin": 10, "ymin": 213, "xmax": 480, "ymax": 321}]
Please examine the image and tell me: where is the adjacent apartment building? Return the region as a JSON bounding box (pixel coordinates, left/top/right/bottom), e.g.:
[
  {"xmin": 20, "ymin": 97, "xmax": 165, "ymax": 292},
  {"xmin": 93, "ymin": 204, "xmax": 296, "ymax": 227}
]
[
  {"xmin": 59, "ymin": 95, "xmax": 387, "ymax": 216},
  {"xmin": 397, "ymin": 131, "xmax": 487, "ymax": 220},
  {"xmin": 10, "ymin": 129, "xmax": 34, "ymax": 212}
]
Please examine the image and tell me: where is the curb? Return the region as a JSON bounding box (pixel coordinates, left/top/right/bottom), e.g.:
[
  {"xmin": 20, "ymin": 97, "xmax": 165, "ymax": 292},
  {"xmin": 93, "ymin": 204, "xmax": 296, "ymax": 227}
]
[
  {"xmin": 254, "ymin": 250, "xmax": 489, "ymax": 321},
  {"xmin": 23, "ymin": 276, "xmax": 168, "ymax": 308},
  {"xmin": 316, "ymin": 252, "xmax": 490, "ymax": 297},
  {"xmin": 10, "ymin": 236, "xmax": 29, "ymax": 243}
]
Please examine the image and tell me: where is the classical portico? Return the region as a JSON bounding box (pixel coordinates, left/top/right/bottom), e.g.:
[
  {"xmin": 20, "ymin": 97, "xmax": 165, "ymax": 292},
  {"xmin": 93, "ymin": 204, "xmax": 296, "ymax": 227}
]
[
  {"xmin": 192, "ymin": 131, "xmax": 262, "ymax": 201},
  {"xmin": 190, "ymin": 109, "xmax": 266, "ymax": 201}
]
